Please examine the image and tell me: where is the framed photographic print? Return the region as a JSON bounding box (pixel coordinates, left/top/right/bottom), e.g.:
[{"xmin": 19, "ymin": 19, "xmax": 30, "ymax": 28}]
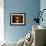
[{"xmin": 10, "ymin": 13, "xmax": 26, "ymax": 26}]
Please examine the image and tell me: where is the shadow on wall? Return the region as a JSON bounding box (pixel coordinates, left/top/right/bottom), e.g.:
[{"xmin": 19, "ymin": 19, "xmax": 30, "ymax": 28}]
[{"xmin": 33, "ymin": 9, "xmax": 46, "ymax": 24}]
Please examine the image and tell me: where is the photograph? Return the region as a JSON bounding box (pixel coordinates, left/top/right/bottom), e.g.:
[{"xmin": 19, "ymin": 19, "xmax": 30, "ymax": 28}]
[{"xmin": 10, "ymin": 13, "xmax": 26, "ymax": 26}]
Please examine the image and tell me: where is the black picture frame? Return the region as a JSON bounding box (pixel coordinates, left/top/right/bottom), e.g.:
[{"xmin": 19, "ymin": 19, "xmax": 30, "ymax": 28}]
[{"xmin": 10, "ymin": 13, "xmax": 26, "ymax": 26}]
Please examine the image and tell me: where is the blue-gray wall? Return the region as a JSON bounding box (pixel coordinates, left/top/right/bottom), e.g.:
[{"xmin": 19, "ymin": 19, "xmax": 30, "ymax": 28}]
[
  {"xmin": 4, "ymin": 0, "xmax": 40, "ymax": 42},
  {"xmin": 40, "ymin": 0, "xmax": 46, "ymax": 27}
]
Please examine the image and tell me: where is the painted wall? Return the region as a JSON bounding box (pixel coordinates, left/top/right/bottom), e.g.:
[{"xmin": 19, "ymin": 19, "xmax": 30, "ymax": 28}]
[
  {"xmin": 40, "ymin": 0, "xmax": 46, "ymax": 27},
  {"xmin": 4, "ymin": 0, "xmax": 40, "ymax": 42},
  {"xmin": 40, "ymin": 0, "xmax": 46, "ymax": 26},
  {"xmin": 40, "ymin": 0, "xmax": 45, "ymax": 26}
]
